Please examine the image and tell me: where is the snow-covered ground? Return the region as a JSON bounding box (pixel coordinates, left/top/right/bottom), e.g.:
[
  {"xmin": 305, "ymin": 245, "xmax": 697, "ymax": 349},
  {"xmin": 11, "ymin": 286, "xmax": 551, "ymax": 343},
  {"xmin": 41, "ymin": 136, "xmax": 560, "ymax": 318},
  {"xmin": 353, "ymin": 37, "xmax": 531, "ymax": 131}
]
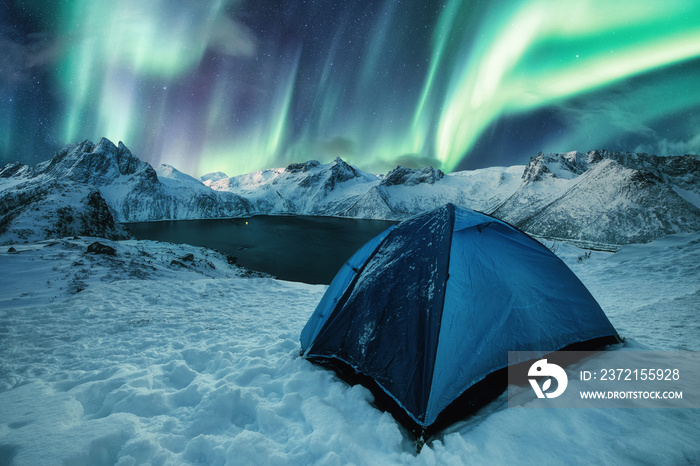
[{"xmin": 1, "ymin": 233, "xmax": 699, "ymax": 465}]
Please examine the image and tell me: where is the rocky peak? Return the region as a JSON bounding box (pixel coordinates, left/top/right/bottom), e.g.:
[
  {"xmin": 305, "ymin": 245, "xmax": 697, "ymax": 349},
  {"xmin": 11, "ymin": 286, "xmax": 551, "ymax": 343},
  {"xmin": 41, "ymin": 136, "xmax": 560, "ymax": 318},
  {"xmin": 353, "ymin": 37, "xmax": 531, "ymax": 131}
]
[
  {"xmin": 320, "ymin": 157, "xmax": 361, "ymax": 192},
  {"xmin": 330, "ymin": 157, "xmax": 360, "ymax": 183},
  {"xmin": 38, "ymin": 138, "xmax": 157, "ymax": 185},
  {"xmin": 591, "ymin": 150, "xmax": 700, "ymax": 179},
  {"xmin": 380, "ymin": 166, "xmax": 444, "ymax": 187},
  {"xmin": 523, "ymin": 151, "xmax": 593, "ymax": 181},
  {"xmin": 115, "ymin": 141, "xmax": 145, "ymax": 176},
  {"xmin": 559, "ymin": 151, "xmax": 592, "ymax": 174},
  {"xmin": 542, "ymin": 149, "xmax": 700, "ymax": 193},
  {"xmin": 628, "ymin": 166, "xmax": 664, "ymax": 189},
  {"xmin": 200, "ymin": 172, "xmax": 229, "ymax": 184},
  {"xmin": 519, "ymin": 149, "xmax": 700, "ymax": 185},
  {"xmin": 94, "ymin": 136, "xmax": 118, "ymax": 154},
  {"xmin": 658, "ymin": 153, "xmax": 700, "ymax": 177},
  {"xmin": 0, "ymin": 161, "xmax": 32, "ymax": 179},
  {"xmin": 285, "ymin": 160, "xmax": 321, "ymax": 173},
  {"xmin": 521, "ymin": 155, "xmax": 556, "ymax": 184}
]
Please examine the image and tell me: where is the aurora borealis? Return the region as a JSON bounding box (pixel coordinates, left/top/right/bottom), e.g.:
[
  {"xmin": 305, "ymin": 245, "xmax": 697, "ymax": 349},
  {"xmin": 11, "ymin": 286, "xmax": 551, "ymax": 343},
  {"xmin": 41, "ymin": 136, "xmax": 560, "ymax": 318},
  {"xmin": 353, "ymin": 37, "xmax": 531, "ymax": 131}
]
[{"xmin": 2, "ymin": 0, "xmax": 700, "ymax": 176}]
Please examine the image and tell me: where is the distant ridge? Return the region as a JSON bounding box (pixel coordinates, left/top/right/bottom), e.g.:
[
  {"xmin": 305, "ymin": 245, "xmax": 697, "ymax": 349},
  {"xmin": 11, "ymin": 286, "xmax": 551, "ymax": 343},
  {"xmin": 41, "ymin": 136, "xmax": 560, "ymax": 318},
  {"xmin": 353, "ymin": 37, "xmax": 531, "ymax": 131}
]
[{"xmin": 1, "ymin": 139, "xmax": 699, "ymax": 248}]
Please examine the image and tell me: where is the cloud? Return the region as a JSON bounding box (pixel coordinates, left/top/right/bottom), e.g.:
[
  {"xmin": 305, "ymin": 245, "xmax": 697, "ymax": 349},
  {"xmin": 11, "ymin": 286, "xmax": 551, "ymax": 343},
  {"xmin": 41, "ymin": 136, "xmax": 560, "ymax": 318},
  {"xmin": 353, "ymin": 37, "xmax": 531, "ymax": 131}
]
[
  {"xmin": 555, "ymin": 96, "xmax": 656, "ymax": 140},
  {"xmin": 0, "ymin": 33, "xmax": 63, "ymax": 84},
  {"xmin": 634, "ymin": 133, "xmax": 700, "ymax": 157},
  {"xmin": 316, "ymin": 137, "xmax": 357, "ymax": 158},
  {"xmin": 390, "ymin": 154, "xmax": 443, "ymax": 170},
  {"xmin": 209, "ymin": 14, "xmax": 256, "ymax": 57}
]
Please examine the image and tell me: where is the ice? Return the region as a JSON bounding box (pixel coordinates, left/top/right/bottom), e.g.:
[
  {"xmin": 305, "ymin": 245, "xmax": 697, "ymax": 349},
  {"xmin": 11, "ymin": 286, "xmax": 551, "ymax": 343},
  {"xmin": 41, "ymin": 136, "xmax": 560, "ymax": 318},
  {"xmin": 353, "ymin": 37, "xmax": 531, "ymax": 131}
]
[{"xmin": 0, "ymin": 233, "xmax": 699, "ymax": 464}]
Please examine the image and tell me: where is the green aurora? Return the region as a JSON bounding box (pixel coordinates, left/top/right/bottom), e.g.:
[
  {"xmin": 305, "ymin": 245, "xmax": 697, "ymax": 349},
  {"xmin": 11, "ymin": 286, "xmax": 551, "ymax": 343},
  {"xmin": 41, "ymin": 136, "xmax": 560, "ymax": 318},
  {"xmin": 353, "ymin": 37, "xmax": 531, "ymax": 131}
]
[{"xmin": 2, "ymin": 0, "xmax": 700, "ymax": 175}]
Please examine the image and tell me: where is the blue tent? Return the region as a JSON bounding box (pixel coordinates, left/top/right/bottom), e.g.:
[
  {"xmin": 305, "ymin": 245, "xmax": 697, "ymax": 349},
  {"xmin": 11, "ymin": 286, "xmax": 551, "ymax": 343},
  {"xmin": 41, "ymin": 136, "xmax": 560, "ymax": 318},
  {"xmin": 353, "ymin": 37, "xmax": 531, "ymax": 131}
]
[{"xmin": 300, "ymin": 203, "xmax": 619, "ymax": 437}]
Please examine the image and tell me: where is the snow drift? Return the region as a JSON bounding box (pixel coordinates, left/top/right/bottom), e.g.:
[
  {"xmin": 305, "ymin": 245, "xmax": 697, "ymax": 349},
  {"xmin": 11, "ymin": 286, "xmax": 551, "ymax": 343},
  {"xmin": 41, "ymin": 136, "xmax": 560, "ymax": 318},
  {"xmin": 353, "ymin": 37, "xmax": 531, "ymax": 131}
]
[{"xmin": 0, "ymin": 232, "xmax": 698, "ymax": 464}]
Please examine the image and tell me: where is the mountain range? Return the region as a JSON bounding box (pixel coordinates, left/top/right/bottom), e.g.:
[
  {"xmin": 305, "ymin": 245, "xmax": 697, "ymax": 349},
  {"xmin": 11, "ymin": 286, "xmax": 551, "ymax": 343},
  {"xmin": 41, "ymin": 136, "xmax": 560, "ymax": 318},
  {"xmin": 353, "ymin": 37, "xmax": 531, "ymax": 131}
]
[{"xmin": 1, "ymin": 138, "xmax": 699, "ymax": 249}]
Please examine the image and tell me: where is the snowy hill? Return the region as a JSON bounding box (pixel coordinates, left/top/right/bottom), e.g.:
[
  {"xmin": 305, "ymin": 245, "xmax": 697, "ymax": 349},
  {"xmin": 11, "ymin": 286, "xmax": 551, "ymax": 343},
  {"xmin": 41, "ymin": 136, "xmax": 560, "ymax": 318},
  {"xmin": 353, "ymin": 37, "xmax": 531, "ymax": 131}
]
[
  {"xmin": 492, "ymin": 150, "xmax": 700, "ymax": 249},
  {"xmin": 0, "ymin": 177, "xmax": 131, "ymax": 244},
  {"xmin": 156, "ymin": 163, "xmax": 209, "ymax": 188}
]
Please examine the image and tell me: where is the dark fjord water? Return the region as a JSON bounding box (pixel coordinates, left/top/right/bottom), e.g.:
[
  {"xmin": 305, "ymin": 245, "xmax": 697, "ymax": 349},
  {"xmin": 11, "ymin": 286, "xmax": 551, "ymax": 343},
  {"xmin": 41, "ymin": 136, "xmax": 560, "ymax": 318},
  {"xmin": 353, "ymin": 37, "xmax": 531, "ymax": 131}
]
[{"xmin": 124, "ymin": 216, "xmax": 397, "ymax": 284}]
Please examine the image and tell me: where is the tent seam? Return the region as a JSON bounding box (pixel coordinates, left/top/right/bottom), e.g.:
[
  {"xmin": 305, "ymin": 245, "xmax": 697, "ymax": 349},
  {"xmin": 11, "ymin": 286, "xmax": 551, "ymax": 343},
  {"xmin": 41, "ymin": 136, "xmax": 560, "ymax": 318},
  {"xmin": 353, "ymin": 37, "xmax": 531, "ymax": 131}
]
[{"xmin": 424, "ymin": 203, "xmax": 456, "ymax": 426}]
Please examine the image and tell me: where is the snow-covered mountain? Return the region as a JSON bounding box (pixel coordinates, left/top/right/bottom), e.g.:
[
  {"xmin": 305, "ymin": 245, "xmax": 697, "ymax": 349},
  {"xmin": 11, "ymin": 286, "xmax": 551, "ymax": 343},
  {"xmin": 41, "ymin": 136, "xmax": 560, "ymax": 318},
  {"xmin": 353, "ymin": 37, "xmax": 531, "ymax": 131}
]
[
  {"xmin": 0, "ymin": 139, "xmax": 252, "ymax": 243},
  {"xmin": 0, "ymin": 176, "xmax": 131, "ymax": 244},
  {"xmin": 1, "ymin": 138, "xmax": 699, "ymax": 248},
  {"xmin": 200, "ymin": 171, "xmax": 229, "ymax": 184},
  {"xmin": 341, "ymin": 165, "xmax": 524, "ymax": 219},
  {"xmin": 207, "ymin": 159, "xmax": 524, "ymax": 219},
  {"xmin": 492, "ymin": 150, "xmax": 700, "ymax": 249},
  {"xmin": 208, "ymin": 158, "xmax": 381, "ymax": 216},
  {"xmin": 41, "ymin": 138, "xmax": 252, "ymax": 222},
  {"xmin": 207, "ymin": 149, "xmax": 700, "ymax": 248}
]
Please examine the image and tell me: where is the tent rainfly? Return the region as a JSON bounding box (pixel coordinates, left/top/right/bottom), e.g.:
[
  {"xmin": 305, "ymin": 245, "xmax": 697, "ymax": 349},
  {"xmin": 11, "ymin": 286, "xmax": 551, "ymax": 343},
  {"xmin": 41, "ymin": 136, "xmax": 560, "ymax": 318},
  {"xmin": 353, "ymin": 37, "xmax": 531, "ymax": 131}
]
[{"xmin": 300, "ymin": 203, "xmax": 620, "ymax": 438}]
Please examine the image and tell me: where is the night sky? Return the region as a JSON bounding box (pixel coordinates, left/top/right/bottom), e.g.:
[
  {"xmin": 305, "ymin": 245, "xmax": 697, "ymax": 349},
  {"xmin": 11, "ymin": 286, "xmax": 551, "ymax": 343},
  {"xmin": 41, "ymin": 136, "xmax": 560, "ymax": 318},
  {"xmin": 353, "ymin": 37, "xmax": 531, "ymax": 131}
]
[{"xmin": 2, "ymin": 0, "xmax": 700, "ymax": 176}]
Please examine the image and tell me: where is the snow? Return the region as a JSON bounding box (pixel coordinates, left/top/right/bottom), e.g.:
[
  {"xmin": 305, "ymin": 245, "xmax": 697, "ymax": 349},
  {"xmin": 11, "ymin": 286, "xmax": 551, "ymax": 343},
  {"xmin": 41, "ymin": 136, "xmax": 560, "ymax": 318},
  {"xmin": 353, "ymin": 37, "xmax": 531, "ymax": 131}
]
[
  {"xmin": 4, "ymin": 140, "xmax": 699, "ymax": 249},
  {"xmin": 200, "ymin": 160, "xmax": 526, "ymax": 221},
  {"xmin": 1, "ymin": 231, "xmax": 699, "ymax": 464},
  {"xmin": 156, "ymin": 164, "xmax": 209, "ymax": 191},
  {"xmin": 200, "ymin": 172, "xmax": 229, "ymax": 185},
  {"xmin": 495, "ymin": 156, "xmax": 700, "ymax": 248},
  {"xmin": 556, "ymin": 233, "xmax": 700, "ymax": 351},
  {"xmin": 673, "ymin": 185, "xmax": 700, "ymax": 209}
]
